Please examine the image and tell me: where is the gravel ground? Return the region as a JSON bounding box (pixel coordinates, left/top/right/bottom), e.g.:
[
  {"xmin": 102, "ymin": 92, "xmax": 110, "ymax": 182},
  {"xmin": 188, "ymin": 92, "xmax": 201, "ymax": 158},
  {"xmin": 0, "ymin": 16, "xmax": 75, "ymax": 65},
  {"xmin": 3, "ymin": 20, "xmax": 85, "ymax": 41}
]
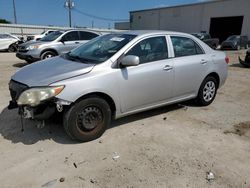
[{"xmin": 0, "ymin": 51, "xmax": 249, "ymax": 188}]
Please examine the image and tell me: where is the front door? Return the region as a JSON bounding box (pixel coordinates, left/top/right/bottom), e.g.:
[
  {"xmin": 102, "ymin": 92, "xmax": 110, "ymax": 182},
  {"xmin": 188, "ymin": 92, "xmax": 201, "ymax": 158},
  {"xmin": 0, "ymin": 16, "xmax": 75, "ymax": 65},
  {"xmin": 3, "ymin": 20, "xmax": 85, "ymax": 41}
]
[
  {"xmin": 119, "ymin": 36, "xmax": 174, "ymax": 113},
  {"xmin": 60, "ymin": 31, "xmax": 81, "ymax": 53}
]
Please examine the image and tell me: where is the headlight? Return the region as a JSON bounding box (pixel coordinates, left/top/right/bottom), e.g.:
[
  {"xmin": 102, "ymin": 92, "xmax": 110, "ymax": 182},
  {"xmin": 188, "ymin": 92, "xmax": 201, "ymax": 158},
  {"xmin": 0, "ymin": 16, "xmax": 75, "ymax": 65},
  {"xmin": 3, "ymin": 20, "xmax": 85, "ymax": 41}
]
[
  {"xmin": 27, "ymin": 45, "xmax": 40, "ymax": 50},
  {"xmin": 17, "ymin": 86, "xmax": 64, "ymax": 107}
]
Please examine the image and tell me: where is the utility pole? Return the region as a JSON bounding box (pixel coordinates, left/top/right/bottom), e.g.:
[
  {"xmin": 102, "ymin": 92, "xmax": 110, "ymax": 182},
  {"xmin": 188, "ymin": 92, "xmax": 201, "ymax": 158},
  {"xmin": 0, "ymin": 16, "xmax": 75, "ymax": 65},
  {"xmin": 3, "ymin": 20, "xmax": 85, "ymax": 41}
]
[
  {"xmin": 12, "ymin": 0, "xmax": 17, "ymax": 24},
  {"xmin": 64, "ymin": 0, "xmax": 74, "ymax": 27}
]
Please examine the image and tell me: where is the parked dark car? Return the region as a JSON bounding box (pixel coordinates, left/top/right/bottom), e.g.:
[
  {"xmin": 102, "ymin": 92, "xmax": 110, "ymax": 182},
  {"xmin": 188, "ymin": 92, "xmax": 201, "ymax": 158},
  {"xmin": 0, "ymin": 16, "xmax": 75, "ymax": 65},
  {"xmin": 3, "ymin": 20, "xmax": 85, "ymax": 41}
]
[
  {"xmin": 239, "ymin": 48, "xmax": 250, "ymax": 68},
  {"xmin": 191, "ymin": 33, "xmax": 219, "ymax": 49},
  {"xmin": 221, "ymin": 35, "xmax": 248, "ymax": 50}
]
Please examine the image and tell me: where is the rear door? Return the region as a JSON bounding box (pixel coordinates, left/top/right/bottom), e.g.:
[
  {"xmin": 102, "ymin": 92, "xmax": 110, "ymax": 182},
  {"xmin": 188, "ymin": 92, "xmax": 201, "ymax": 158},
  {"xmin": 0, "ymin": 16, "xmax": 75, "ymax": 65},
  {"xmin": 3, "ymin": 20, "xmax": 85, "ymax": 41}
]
[{"xmin": 170, "ymin": 36, "xmax": 210, "ymax": 99}]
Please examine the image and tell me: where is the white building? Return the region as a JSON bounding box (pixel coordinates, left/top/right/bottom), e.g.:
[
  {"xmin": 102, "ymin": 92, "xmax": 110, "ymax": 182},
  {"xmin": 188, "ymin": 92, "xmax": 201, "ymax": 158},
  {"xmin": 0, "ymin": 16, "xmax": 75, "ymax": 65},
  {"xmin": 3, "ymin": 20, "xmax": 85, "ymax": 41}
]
[{"xmin": 127, "ymin": 0, "xmax": 250, "ymax": 42}]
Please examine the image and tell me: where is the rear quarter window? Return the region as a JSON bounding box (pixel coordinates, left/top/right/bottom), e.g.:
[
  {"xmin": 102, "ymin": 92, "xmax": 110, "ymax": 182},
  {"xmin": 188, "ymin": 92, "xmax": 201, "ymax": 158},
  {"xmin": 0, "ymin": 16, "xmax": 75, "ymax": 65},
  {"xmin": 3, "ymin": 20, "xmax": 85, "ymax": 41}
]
[{"xmin": 171, "ymin": 36, "xmax": 204, "ymax": 57}]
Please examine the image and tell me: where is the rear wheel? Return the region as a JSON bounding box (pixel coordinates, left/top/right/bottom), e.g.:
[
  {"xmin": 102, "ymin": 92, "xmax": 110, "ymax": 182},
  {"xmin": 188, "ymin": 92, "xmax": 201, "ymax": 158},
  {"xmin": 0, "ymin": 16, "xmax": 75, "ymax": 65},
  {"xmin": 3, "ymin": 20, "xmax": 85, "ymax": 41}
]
[
  {"xmin": 196, "ymin": 76, "xmax": 218, "ymax": 106},
  {"xmin": 63, "ymin": 97, "xmax": 111, "ymax": 142},
  {"xmin": 41, "ymin": 51, "xmax": 56, "ymax": 59}
]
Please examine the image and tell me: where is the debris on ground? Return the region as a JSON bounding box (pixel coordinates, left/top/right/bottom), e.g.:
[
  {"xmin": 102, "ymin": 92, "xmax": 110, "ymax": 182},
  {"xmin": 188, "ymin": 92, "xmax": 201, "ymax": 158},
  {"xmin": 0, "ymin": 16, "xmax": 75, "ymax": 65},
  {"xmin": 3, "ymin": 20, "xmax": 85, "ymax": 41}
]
[
  {"xmin": 73, "ymin": 162, "xmax": 77, "ymax": 168},
  {"xmin": 112, "ymin": 152, "xmax": 120, "ymax": 161},
  {"xmin": 224, "ymin": 122, "xmax": 250, "ymax": 137},
  {"xmin": 206, "ymin": 171, "xmax": 215, "ymax": 182},
  {"xmin": 163, "ymin": 117, "xmax": 167, "ymax": 121},
  {"xmin": 59, "ymin": 177, "xmax": 65, "ymax": 182},
  {"xmin": 90, "ymin": 178, "xmax": 97, "ymax": 184},
  {"xmin": 41, "ymin": 179, "xmax": 57, "ymax": 187},
  {"xmin": 79, "ymin": 176, "xmax": 85, "ymax": 181}
]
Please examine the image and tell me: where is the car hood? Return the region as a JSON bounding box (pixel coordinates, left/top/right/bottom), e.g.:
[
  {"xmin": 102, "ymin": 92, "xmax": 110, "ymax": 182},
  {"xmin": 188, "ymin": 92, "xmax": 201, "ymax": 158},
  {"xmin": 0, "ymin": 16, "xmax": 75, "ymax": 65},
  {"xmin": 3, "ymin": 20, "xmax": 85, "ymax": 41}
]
[
  {"xmin": 19, "ymin": 40, "xmax": 49, "ymax": 47},
  {"xmin": 221, "ymin": 41, "xmax": 235, "ymax": 45},
  {"xmin": 11, "ymin": 56, "xmax": 95, "ymax": 87}
]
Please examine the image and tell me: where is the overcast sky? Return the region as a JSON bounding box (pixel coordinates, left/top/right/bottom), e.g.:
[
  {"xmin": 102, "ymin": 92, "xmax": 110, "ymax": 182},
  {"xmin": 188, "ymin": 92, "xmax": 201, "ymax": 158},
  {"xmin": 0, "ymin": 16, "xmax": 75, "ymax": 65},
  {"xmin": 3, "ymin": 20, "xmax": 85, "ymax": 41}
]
[{"xmin": 0, "ymin": 0, "xmax": 209, "ymax": 28}]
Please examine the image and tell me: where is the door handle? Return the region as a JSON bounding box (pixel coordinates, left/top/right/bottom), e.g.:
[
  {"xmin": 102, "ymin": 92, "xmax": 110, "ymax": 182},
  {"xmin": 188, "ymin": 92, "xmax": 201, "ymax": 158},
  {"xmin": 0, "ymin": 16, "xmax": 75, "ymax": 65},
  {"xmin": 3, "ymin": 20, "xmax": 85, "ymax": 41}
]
[
  {"xmin": 200, "ymin": 59, "xmax": 207, "ymax": 65},
  {"xmin": 163, "ymin": 65, "xmax": 173, "ymax": 71},
  {"xmin": 75, "ymin": 42, "xmax": 80, "ymax": 44}
]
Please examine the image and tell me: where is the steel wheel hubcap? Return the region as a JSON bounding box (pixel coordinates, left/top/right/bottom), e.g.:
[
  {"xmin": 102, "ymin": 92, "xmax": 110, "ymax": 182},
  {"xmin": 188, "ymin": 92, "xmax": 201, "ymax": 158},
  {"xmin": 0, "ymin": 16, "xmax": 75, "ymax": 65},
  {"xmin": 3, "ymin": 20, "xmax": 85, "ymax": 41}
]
[
  {"xmin": 203, "ymin": 81, "xmax": 216, "ymax": 102},
  {"xmin": 77, "ymin": 106, "xmax": 103, "ymax": 131},
  {"xmin": 45, "ymin": 54, "xmax": 53, "ymax": 59}
]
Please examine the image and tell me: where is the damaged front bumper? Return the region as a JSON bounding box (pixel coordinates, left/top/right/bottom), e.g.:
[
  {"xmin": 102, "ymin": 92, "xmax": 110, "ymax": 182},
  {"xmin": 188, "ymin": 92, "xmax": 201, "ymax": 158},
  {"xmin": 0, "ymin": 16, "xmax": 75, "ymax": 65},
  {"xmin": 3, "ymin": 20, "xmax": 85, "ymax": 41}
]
[
  {"xmin": 9, "ymin": 99, "xmax": 70, "ymax": 120},
  {"xmin": 8, "ymin": 80, "xmax": 71, "ymax": 120}
]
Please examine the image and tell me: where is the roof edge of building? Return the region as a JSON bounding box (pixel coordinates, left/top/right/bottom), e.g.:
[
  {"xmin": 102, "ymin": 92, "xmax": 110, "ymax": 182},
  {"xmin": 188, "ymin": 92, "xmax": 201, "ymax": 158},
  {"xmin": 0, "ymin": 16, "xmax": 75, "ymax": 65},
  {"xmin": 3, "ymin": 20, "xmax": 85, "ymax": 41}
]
[{"xmin": 130, "ymin": 0, "xmax": 232, "ymax": 13}]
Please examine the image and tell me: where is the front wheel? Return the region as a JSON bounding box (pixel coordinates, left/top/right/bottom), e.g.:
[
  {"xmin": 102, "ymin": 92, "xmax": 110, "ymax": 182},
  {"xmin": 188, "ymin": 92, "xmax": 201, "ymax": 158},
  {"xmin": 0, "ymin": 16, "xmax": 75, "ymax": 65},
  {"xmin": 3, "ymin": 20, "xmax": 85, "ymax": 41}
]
[
  {"xmin": 63, "ymin": 97, "xmax": 111, "ymax": 142},
  {"xmin": 196, "ymin": 77, "xmax": 218, "ymax": 106},
  {"xmin": 8, "ymin": 44, "xmax": 17, "ymax": 52},
  {"xmin": 41, "ymin": 51, "xmax": 56, "ymax": 59}
]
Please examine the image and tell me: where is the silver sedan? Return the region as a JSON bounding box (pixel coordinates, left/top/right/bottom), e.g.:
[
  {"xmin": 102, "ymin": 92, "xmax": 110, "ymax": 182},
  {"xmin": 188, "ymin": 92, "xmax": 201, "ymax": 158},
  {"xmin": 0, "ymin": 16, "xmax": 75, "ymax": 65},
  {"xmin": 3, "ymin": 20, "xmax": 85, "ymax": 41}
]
[{"xmin": 9, "ymin": 30, "xmax": 228, "ymax": 142}]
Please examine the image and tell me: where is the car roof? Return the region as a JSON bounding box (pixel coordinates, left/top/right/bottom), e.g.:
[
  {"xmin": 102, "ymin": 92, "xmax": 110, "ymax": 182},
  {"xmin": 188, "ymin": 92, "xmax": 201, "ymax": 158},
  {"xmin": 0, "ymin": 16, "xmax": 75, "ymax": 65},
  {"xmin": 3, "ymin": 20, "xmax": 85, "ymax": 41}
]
[{"xmin": 114, "ymin": 30, "xmax": 192, "ymax": 37}]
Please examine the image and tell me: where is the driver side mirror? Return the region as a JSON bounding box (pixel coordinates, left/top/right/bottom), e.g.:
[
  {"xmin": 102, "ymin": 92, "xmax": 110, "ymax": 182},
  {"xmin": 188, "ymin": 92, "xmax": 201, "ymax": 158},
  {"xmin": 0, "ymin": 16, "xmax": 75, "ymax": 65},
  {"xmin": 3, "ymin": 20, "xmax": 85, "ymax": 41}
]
[{"xmin": 120, "ymin": 55, "xmax": 139, "ymax": 67}]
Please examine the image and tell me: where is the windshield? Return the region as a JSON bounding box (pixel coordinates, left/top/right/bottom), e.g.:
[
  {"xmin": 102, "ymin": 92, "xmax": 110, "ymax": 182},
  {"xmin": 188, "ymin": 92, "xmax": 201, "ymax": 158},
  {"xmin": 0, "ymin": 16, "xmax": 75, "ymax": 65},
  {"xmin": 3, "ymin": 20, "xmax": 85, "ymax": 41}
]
[
  {"xmin": 40, "ymin": 31, "xmax": 64, "ymax": 42},
  {"xmin": 64, "ymin": 33, "xmax": 137, "ymax": 64},
  {"xmin": 227, "ymin": 35, "xmax": 239, "ymax": 41}
]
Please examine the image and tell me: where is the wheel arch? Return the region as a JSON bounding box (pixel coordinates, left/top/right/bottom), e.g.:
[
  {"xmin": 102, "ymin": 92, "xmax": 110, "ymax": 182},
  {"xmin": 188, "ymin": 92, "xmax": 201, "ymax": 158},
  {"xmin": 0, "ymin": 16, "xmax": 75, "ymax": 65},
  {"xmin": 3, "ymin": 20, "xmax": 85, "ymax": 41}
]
[
  {"xmin": 206, "ymin": 72, "xmax": 220, "ymax": 87},
  {"xmin": 75, "ymin": 92, "xmax": 117, "ymax": 119}
]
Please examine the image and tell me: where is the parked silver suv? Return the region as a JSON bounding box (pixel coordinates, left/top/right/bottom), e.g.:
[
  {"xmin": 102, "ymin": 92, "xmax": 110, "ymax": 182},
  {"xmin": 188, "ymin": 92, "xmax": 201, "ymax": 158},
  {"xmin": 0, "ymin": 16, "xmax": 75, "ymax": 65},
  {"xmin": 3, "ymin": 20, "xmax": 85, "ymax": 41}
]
[
  {"xmin": 9, "ymin": 31, "xmax": 228, "ymax": 142},
  {"xmin": 16, "ymin": 29, "xmax": 102, "ymax": 63}
]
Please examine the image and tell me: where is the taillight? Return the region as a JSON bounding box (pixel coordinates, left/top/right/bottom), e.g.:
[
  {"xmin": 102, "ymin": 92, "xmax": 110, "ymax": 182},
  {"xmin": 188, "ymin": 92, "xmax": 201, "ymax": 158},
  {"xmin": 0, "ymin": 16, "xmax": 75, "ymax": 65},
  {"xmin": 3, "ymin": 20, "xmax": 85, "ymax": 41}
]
[{"xmin": 225, "ymin": 56, "xmax": 229, "ymax": 64}]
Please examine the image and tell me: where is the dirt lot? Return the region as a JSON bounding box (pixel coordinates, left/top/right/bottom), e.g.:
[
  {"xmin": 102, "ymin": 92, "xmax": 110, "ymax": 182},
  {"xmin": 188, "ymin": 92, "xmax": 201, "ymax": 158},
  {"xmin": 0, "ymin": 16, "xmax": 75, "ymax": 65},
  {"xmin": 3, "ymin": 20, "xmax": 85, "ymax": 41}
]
[{"xmin": 0, "ymin": 51, "xmax": 249, "ymax": 188}]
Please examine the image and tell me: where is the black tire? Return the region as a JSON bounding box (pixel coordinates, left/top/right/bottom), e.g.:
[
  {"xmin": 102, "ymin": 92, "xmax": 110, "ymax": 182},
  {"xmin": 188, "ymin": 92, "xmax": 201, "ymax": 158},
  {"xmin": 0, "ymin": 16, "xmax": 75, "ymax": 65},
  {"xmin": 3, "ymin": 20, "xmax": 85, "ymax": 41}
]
[
  {"xmin": 63, "ymin": 97, "xmax": 111, "ymax": 142},
  {"xmin": 196, "ymin": 76, "xmax": 218, "ymax": 106},
  {"xmin": 25, "ymin": 60, "xmax": 34, "ymax": 64},
  {"xmin": 41, "ymin": 51, "xmax": 56, "ymax": 60},
  {"xmin": 8, "ymin": 44, "xmax": 17, "ymax": 52}
]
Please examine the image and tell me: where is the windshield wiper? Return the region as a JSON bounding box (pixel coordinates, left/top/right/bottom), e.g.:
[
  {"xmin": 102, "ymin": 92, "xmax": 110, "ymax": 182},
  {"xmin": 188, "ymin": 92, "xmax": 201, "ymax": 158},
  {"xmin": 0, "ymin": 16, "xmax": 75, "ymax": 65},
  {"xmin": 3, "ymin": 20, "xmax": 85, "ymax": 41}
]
[{"xmin": 65, "ymin": 53, "xmax": 87, "ymax": 63}]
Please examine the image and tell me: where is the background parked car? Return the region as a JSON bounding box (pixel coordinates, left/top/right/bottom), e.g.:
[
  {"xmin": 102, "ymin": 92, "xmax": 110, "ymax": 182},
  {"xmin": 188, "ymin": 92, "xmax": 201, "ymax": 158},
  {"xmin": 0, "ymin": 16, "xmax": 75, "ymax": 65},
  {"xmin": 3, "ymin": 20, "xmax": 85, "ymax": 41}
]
[
  {"xmin": 16, "ymin": 29, "xmax": 102, "ymax": 63},
  {"xmin": 221, "ymin": 35, "xmax": 248, "ymax": 50},
  {"xmin": 191, "ymin": 33, "xmax": 219, "ymax": 49},
  {"xmin": 0, "ymin": 33, "xmax": 23, "ymax": 52},
  {"xmin": 26, "ymin": 30, "xmax": 56, "ymax": 41},
  {"xmin": 239, "ymin": 48, "xmax": 250, "ymax": 68}
]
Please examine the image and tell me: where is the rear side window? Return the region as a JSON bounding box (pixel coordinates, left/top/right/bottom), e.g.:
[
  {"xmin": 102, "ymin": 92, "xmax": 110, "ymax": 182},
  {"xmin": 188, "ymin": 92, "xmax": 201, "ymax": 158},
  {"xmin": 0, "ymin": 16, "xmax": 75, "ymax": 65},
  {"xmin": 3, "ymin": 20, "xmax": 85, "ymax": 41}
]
[
  {"xmin": 126, "ymin": 36, "xmax": 168, "ymax": 64},
  {"xmin": 62, "ymin": 31, "xmax": 79, "ymax": 41},
  {"xmin": 171, "ymin": 36, "xmax": 204, "ymax": 57},
  {"xmin": 79, "ymin": 31, "xmax": 99, "ymax": 40}
]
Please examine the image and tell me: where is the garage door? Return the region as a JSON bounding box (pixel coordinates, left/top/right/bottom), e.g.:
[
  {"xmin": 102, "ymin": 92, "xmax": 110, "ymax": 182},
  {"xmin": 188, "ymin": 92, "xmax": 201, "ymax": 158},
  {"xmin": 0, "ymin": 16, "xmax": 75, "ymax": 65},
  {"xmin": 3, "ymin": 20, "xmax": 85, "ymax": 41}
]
[{"xmin": 209, "ymin": 16, "xmax": 244, "ymax": 43}]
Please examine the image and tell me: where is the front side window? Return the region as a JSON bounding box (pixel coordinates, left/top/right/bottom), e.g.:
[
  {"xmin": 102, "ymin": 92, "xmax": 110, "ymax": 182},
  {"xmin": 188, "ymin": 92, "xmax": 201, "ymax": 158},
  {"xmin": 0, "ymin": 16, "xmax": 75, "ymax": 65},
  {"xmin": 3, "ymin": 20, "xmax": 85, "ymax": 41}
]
[
  {"xmin": 126, "ymin": 36, "xmax": 168, "ymax": 64},
  {"xmin": 79, "ymin": 31, "xmax": 99, "ymax": 40},
  {"xmin": 62, "ymin": 31, "xmax": 79, "ymax": 41},
  {"xmin": 171, "ymin": 36, "xmax": 204, "ymax": 57}
]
